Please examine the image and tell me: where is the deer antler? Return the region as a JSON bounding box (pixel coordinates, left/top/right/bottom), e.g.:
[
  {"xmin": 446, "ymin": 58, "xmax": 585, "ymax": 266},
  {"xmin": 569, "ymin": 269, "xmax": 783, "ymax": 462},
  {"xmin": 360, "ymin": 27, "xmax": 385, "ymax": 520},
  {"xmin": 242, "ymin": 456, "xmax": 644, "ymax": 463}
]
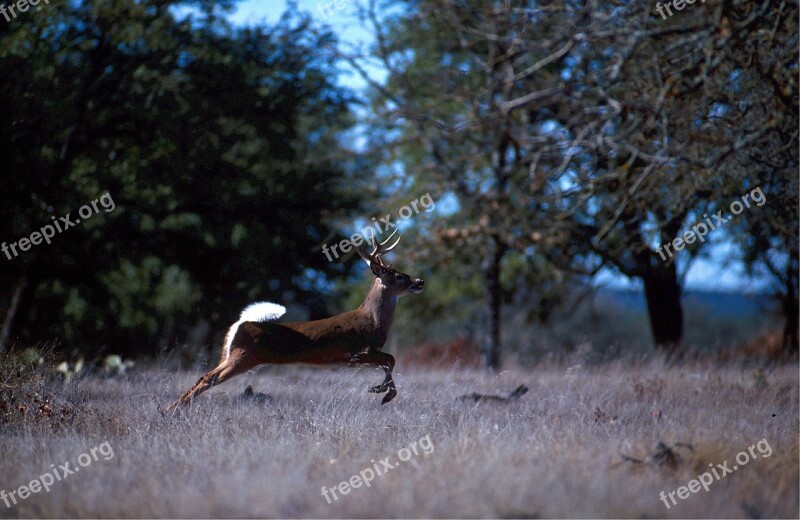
[{"xmin": 357, "ymin": 229, "xmax": 401, "ymax": 268}]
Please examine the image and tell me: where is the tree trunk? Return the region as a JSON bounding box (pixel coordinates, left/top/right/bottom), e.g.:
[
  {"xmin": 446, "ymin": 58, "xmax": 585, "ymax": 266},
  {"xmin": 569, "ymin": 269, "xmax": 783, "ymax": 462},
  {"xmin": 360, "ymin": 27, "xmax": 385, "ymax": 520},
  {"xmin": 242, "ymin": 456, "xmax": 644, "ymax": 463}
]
[
  {"xmin": 782, "ymin": 295, "xmax": 798, "ymax": 353},
  {"xmin": 0, "ymin": 275, "xmax": 29, "ymax": 352},
  {"xmin": 640, "ymin": 261, "xmax": 683, "ymax": 350},
  {"xmin": 781, "ymin": 258, "xmax": 799, "ymax": 353},
  {"xmin": 483, "ymin": 243, "xmax": 505, "ymax": 371}
]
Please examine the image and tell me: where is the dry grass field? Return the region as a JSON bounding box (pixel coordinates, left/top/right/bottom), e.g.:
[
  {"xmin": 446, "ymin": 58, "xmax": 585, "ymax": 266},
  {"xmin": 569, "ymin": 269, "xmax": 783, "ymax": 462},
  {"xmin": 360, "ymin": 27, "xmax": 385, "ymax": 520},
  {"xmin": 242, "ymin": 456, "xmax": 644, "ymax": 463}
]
[{"xmin": 0, "ymin": 355, "xmax": 797, "ymax": 519}]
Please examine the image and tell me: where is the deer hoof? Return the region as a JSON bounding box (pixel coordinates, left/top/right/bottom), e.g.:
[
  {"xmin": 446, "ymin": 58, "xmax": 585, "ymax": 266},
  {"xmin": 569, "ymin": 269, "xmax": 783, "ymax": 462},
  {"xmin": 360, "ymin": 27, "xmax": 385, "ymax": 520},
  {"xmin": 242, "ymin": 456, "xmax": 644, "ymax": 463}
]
[{"xmin": 381, "ymin": 388, "xmax": 397, "ymax": 404}]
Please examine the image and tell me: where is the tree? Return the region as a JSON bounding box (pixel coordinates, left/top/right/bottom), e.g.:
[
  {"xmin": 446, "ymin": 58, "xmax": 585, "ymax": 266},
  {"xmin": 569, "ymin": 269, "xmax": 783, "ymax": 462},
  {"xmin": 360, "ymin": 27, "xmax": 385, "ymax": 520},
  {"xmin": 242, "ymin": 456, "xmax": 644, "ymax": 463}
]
[
  {"xmin": 347, "ymin": 0, "xmax": 797, "ymax": 365},
  {"xmin": 0, "ymin": 0, "xmax": 367, "ymax": 356},
  {"xmin": 549, "ymin": 0, "xmax": 798, "ymax": 352}
]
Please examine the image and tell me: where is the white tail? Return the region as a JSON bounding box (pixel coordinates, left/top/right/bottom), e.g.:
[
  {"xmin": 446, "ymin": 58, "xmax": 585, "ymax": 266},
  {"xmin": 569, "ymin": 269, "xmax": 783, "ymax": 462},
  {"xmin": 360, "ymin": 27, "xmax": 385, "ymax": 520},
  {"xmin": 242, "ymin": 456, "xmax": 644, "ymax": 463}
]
[
  {"xmin": 239, "ymin": 302, "xmax": 286, "ymax": 323},
  {"xmin": 222, "ymin": 302, "xmax": 286, "ymax": 362}
]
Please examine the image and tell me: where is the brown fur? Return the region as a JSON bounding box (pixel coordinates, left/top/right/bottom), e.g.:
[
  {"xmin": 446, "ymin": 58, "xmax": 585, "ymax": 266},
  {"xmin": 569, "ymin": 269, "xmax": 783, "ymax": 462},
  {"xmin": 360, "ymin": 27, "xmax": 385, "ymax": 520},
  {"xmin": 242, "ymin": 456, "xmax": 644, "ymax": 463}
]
[{"xmin": 169, "ymin": 260, "xmax": 422, "ymax": 411}]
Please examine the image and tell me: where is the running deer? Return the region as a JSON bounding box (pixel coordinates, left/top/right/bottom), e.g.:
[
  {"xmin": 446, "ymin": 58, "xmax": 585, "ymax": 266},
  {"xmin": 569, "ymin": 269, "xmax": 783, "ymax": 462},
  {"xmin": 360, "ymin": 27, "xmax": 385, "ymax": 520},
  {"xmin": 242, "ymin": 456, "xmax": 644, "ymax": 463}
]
[{"xmin": 169, "ymin": 231, "xmax": 423, "ymax": 410}]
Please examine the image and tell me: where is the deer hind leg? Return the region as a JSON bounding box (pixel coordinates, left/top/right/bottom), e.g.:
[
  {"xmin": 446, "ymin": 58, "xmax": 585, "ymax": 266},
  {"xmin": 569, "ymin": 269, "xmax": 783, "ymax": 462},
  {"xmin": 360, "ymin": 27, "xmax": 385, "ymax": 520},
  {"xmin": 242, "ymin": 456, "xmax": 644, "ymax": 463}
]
[
  {"xmin": 170, "ymin": 353, "xmax": 257, "ymax": 411},
  {"xmin": 169, "ymin": 322, "xmax": 264, "ymax": 412},
  {"xmin": 348, "ymin": 351, "xmax": 397, "ymax": 404}
]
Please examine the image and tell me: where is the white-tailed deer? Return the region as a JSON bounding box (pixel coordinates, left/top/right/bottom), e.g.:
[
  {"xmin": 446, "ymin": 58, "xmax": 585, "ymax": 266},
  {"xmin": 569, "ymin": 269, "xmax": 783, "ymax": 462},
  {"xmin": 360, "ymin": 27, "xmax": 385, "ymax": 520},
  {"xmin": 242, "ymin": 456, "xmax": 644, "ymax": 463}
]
[{"xmin": 169, "ymin": 231, "xmax": 423, "ymax": 410}]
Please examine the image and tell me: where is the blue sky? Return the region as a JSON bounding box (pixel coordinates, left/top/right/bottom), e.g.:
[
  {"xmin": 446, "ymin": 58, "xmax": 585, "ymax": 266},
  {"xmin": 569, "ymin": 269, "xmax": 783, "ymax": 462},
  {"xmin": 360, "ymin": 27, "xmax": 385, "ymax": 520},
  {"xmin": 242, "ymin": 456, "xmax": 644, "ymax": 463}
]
[
  {"xmin": 205, "ymin": 0, "xmax": 770, "ymax": 292},
  {"xmin": 227, "ymin": 0, "xmax": 380, "ymax": 90}
]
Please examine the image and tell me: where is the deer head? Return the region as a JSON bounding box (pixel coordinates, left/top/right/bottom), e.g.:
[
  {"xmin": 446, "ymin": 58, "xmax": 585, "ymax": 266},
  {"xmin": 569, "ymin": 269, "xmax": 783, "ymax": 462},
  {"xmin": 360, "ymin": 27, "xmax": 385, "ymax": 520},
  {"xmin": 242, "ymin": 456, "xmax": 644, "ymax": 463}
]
[{"xmin": 356, "ymin": 230, "xmax": 424, "ymax": 297}]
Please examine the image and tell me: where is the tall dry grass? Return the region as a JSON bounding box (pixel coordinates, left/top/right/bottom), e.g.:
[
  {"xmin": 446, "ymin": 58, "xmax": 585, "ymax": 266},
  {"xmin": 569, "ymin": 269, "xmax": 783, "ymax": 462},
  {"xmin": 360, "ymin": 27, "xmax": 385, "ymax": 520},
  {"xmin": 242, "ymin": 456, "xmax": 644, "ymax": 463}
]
[{"xmin": 0, "ymin": 355, "xmax": 797, "ymax": 518}]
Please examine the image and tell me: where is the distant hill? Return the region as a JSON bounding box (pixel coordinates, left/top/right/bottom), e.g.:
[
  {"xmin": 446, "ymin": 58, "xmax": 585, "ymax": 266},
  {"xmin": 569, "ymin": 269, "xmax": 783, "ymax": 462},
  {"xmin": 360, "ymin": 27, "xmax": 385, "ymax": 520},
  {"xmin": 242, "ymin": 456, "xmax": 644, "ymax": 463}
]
[
  {"xmin": 598, "ymin": 288, "xmax": 779, "ymax": 317},
  {"xmin": 589, "ymin": 288, "xmax": 782, "ymax": 351}
]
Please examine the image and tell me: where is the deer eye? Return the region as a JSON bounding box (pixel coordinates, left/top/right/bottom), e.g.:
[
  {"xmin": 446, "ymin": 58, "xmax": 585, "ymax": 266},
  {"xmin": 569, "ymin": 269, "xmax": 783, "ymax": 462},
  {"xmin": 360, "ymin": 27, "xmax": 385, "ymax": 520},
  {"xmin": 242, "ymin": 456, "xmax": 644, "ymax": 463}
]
[{"xmin": 394, "ymin": 273, "xmax": 404, "ymax": 281}]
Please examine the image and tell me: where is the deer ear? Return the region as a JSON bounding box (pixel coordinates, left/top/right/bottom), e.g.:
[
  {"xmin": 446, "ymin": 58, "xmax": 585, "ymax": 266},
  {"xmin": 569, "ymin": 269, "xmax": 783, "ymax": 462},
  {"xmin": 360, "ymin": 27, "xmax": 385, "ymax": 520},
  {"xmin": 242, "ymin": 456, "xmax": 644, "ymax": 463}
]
[{"xmin": 370, "ymin": 262, "xmax": 382, "ymax": 276}]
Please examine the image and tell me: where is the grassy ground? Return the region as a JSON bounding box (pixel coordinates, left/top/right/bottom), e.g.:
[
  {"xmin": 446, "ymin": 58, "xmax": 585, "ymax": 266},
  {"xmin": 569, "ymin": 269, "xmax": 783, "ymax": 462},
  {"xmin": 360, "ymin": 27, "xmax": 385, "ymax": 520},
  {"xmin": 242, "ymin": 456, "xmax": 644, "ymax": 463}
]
[{"xmin": 0, "ymin": 356, "xmax": 797, "ymax": 518}]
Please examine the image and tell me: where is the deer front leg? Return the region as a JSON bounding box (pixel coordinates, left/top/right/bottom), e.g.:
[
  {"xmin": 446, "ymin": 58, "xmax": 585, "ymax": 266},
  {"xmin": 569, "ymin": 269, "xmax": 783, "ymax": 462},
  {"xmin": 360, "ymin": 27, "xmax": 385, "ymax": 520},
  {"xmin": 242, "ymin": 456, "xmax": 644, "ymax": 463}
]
[{"xmin": 348, "ymin": 351, "xmax": 397, "ymax": 404}]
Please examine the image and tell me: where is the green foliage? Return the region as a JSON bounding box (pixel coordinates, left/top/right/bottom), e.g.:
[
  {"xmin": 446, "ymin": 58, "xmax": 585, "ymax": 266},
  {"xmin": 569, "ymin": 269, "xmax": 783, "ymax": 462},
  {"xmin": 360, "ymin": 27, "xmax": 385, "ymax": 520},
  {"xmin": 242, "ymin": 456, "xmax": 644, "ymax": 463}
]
[{"xmin": 0, "ymin": 0, "xmax": 368, "ymax": 356}]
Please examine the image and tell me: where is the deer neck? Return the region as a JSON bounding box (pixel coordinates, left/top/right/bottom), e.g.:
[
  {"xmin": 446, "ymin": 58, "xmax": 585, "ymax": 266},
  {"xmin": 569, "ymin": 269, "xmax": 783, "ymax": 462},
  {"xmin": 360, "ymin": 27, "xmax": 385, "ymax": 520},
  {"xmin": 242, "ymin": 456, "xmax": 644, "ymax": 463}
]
[{"xmin": 359, "ymin": 278, "xmax": 398, "ymax": 336}]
